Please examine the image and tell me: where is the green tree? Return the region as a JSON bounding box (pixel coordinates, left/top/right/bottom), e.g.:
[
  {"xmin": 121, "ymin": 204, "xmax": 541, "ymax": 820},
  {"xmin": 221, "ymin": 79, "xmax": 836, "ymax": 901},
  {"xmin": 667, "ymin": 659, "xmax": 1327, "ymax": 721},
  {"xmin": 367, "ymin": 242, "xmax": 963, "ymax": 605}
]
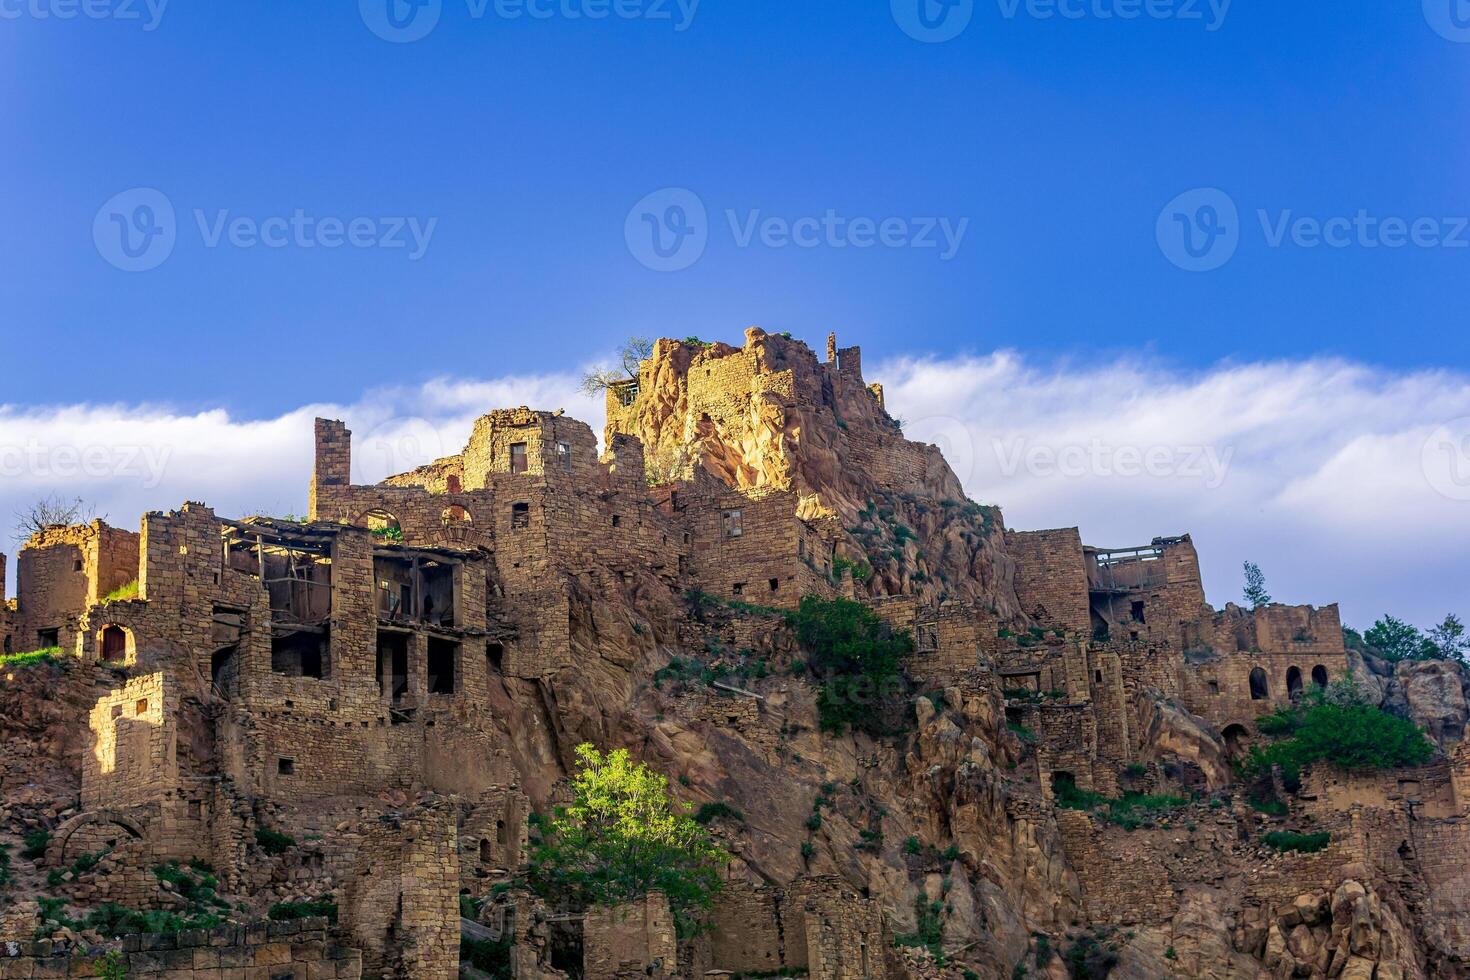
[
  {"xmin": 1242, "ymin": 561, "xmax": 1271, "ymax": 609},
  {"xmin": 1363, "ymin": 615, "xmax": 1435, "ymax": 662},
  {"xmin": 790, "ymin": 595, "xmax": 913, "ymax": 736},
  {"xmin": 528, "ymin": 744, "xmax": 726, "ymax": 936},
  {"xmin": 1427, "ymin": 614, "xmax": 1469, "ymax": 664}
]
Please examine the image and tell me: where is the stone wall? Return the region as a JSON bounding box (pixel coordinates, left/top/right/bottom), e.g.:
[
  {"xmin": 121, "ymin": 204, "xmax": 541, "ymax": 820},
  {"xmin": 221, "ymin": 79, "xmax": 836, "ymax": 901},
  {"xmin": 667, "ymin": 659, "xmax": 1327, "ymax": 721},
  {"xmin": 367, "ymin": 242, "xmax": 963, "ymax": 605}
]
[
  {"xmin": 84, "ymin": 671, "xmax": 176, "ymax": 809},
  {"xmin": 342, "ymin": 799, "xmax": 461, "ymax": 980},
  {"xmin": 789, "ymin": 875, "xmax": 890, "ymax": 980},
  {"xmin": 1007, "ymin": 528, "xmax": 1091, "ymax": 635},
  {"xmin": 583, "ymin": 892, "xmax": 678, "ymax": 980},
  {"xmin": 0, "ymin": 919, "xmax": 361, "ymax": 978},
  {"xmin": 1053, "ymin": 809, "xmax": 1175, "ymax": 925}
]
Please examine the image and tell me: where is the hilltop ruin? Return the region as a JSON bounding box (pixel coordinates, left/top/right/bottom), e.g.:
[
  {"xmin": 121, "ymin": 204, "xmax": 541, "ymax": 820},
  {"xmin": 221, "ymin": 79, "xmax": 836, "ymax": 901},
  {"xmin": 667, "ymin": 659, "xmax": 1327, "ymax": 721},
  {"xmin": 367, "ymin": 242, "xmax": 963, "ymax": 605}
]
[{"xmin": 2, "ymin": 328, "xmax": 1468, "ymax": 979}]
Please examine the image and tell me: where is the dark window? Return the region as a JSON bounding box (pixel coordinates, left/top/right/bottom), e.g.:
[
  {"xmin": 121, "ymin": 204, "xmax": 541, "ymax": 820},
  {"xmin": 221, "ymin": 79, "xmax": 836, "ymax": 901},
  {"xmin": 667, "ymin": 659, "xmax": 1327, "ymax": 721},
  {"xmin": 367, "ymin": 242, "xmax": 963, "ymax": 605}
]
[
  {"xmin": 480, "ymin": 839, "xmax": 492, "ymax": 864},
  {"xmin": 769, "ymin": 578, "xmax": 779, "ymax": 592},
  {"xmin": 612, "ymin": 515, "xmax": 621, "ymax": 528},
  {"xmin": 511, "ymin": 503, "xmax": 530, "ymax": 529},
  {"xmin": 271, "ymin": 629, "xmax": 327, "ymax": 679},
  {"xmin": 37, "ymin": 628, "xmax": 59, "ymax": 649},
  {"xmin": 510, "ymin": 443, "xmax": 528, "ymax": 474},
  {"xmin": 427, "ymin": 638, "xmax": 458, "ymax": 695},
  {"xmin": 732, "ymin": 582, "xmax": 744, "ymax": 595},
  {"xmin": 487, "ymin": 641, "xmax": 504, "ymax": 673},
  {"xmin": 73, "ymin": 559, "xmax": 83, "ymax": 572},
  {"xmin": 1286, "ymin": 666, "xmax": 1303, "ymax": 698},
  {"xmin": 278, "ymin": 758, "xmax": 295, "ymax": 776},
  {"xmin": 377, "ymin": 631, "xmax": 410, "ymax": 704},
  {"xmin": 1312, "ymin": 664, "xmax": 1329, "ymax": 687},
  {"xmin": 1249, "ymin": 667, "xmax": 1269, "ymax": 700},
  {"xmin": 1130, "ymin": 600, "xmax": 1146, "ymax": 623}
]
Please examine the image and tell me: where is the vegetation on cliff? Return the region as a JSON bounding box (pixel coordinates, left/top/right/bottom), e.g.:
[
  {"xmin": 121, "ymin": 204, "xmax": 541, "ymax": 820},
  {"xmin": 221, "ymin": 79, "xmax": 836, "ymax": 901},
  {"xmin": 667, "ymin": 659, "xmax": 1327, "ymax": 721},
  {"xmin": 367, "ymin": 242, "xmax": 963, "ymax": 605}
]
[
  {"xmin": 1245, "ymin": 678, "xmax": 1433, "ymax": 778},
  {"xmin": 528, "ymin": 743, "xmax": 726, "ymax": 936},
  {"xmin": 789, "ymin": 595, "xmax": 913, "ymax": 736}
]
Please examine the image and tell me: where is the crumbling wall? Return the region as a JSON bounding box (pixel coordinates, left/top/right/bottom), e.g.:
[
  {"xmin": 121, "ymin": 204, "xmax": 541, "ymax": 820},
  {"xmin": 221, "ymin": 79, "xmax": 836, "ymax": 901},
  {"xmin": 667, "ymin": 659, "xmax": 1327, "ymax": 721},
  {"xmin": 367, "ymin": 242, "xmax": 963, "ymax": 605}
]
[
  {"xmin": 790, "ymin": 875, "xmax": 890, "ymax": 980},
  {"xmin": 84, "ymin": 672, "xmax": 176, "ymax": 810},
  {"xmin": 342, "ymin": 799, "xmax": 461, "ymax": 980},
  {"xmin": 1007, "ymin": 528, "xmax": 1091, "ymax": 635},
  {"xmin": 0, "ymin": 919, "xmax": 361, "ymax": 977},
  {"xmin": 583, "ymin": 892, "xmax": 678, "ymax": 980}
]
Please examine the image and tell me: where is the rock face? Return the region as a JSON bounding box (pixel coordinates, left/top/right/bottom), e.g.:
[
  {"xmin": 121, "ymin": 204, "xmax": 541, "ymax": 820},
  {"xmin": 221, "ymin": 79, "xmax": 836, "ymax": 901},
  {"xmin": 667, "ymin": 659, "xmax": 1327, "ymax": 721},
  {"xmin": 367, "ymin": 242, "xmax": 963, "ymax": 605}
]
[
  {"xmin": 2, "ymin": 330, "xmax": 1468, "ymax": 980},
  {"xmin": 605, "ymin": 330, "xmax": 1022, "ymax": 611}
]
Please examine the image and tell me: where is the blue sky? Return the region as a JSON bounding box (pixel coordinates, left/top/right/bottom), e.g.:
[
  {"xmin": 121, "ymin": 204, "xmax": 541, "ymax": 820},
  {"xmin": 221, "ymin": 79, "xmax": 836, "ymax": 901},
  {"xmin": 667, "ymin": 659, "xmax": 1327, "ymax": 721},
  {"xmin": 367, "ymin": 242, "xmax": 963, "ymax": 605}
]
[
  {"xmin": 3, "ymin": 1, "xmax": 1468, "ymax": 413},
  {"xmin": 2, "ymin": 1, "xmax": 1468, "ymax": 627}
]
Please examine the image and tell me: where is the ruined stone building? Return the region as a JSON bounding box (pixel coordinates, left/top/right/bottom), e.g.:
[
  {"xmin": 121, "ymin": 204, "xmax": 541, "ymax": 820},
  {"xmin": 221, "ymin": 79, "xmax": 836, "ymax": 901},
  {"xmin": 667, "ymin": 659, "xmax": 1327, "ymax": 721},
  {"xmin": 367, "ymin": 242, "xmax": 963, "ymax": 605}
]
[{"xmin": 2, "ymin": 329, "xmax": 1468, "ymax": 979}]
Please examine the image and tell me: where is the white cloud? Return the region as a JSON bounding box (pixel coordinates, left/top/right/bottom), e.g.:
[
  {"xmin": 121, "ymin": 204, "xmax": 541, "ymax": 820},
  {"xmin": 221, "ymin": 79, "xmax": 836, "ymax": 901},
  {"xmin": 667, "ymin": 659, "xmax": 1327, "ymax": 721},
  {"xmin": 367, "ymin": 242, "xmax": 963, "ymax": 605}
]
[
  {"xmin": 2, "ymin": 351, "xmax": 1466, "ymax": 631},
  {"xmin": 879, "ymin": 351, "xmax": 1470, "ymax": 631}
]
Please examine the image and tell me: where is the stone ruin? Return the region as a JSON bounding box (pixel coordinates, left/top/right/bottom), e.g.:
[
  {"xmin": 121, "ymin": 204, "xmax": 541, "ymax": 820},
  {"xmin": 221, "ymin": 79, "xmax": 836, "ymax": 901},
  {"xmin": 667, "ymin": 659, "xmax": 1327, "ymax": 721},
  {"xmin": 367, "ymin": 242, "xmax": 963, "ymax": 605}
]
[{"xmin": 0, "ymin": 328, "xmax": 1466, "ymax": 979}]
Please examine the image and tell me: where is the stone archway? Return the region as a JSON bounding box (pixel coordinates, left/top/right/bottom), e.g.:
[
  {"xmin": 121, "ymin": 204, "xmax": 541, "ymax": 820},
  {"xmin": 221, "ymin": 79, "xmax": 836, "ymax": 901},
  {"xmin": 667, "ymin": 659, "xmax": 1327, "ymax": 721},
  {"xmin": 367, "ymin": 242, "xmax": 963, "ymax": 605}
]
[{"xmin": 53, "ymin": 809, "xmax": 146, "ymax": 863}]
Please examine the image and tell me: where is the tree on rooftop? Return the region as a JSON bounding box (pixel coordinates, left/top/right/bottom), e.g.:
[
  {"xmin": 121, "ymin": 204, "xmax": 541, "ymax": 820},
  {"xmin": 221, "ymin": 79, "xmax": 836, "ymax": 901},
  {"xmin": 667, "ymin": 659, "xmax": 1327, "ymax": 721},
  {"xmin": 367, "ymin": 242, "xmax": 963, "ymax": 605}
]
[
  {"xmin": 579, "ymin": 336, "xmax": 654, "ymax": 396},
  {"xmin": 1242, "ymin": 561, "xmax": 1271, "ymax": 609},
  {"xmin": 527, "ymin": 743, "xmax": 725, "ymax": 936},
  {"xmin": 13, "ymin": 493, "xmax": 95, "ymax": 544}
]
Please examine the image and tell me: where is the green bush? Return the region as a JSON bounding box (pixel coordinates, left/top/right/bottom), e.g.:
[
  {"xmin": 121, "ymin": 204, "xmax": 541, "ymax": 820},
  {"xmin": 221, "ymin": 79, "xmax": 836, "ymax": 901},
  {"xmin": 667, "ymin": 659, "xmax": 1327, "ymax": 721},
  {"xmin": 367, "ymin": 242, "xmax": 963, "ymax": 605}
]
[
  {"xmin": 41, "ymin": 901, "xmax": 224, "ymax": 939},
  {"xmin": 692, "ymin": 802, "xmax": 745, "ymax": 825},
  {"xmin": 1248, "ymin": 795, "xmax": 1288, "ymax": 816},
  {"xmin": 789, "ymin": 596, "xmax": 913, "ymax": 737},
  {"xmin": 894, "ymin": 895, "xmax": 946, "ymax": 965},
  {"xmin": 463, "ymin": 936, "xmax": 513, "ymax": 979},
  {"xmin": 268, "ymin": 899, "xmax": 338, "ymax": 923},
  {"xmin": 1262, "ymin": 831, "xmax": 1331, "ymax": 853},
  {"xmin": 1051, "ymin": 775, "xmax": 1186, "ymax": 830},
  {"xmin": 254, "ymin": 827, "xmax": 297, "ymax": 855},
  {"xmin": 21, "ymin": 829, "xmax": 50, "ymax": 859},
  {"xmin": 1062, "ymin": 933, "xmax": 1119, "ymax": 978},
  {"xmin": 102, "ymin": 580, "xmax": 139, "ymax": 603},
  {"xmin": 1244, "ymin": 680, "xmax": 1433, "ymax": 778},
  {"xmin": 1052, "ymin": 775, "xmax": 1109, "ymax": 812}
]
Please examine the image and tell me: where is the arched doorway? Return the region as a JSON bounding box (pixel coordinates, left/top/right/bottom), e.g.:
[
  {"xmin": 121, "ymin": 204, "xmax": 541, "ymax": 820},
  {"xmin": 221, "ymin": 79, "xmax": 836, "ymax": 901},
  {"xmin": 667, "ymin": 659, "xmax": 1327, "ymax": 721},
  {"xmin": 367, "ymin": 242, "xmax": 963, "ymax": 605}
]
[
  {"xmin": 1312, "ymin": 664, "xmax": 1329, "ymax": 688},
  {"xmin": 1249, "ymin": 667, "xmax": 1269, "ymax": 700},
  {"xmin": 1286, "ymin": 666, "xmax": 1303, "ymax": 699},
  {"xmin": 100, "ymin": 625, "xmax": 129, "ymax": 664}
]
